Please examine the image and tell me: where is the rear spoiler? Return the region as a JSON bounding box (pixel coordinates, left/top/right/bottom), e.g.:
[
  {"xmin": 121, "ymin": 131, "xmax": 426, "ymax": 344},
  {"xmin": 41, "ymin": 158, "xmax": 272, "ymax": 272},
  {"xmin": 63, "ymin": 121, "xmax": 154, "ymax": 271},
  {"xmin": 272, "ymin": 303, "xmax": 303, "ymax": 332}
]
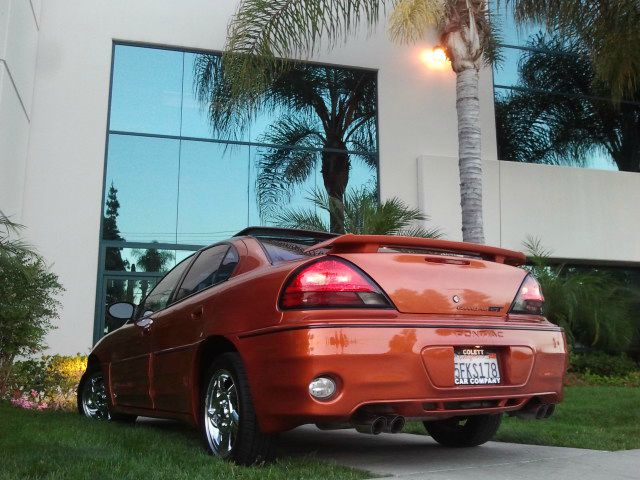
[{"xmin": 305, "ymin": 234, "xmax": 526, "ymax": 266}]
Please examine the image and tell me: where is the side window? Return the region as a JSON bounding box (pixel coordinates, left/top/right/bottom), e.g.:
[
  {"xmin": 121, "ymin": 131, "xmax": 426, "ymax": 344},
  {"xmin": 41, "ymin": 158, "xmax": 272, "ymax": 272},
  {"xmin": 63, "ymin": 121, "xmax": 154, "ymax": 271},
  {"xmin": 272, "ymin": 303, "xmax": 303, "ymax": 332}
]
[
  {"xmin": 214, "ymin": 246, "xmax": 239, "ymax": 284},
  {"xmin": 139, "ymin": 256, "xmax": 193, "ymax": 315},
  {"xmin": 175, "ymin": 245, "xmax": 238, "ymax": 301}
]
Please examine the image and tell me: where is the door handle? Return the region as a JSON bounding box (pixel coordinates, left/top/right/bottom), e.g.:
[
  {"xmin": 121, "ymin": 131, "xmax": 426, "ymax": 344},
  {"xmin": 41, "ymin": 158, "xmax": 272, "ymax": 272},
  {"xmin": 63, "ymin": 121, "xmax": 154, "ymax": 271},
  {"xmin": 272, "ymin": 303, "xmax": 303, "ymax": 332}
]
[
  {"xmin": 136, "ymin": 317, "xmax": 154, "ymax": 334},
  {"xmin": 190, "ymin": 307, "xmax": 204, "ymax": 320}
]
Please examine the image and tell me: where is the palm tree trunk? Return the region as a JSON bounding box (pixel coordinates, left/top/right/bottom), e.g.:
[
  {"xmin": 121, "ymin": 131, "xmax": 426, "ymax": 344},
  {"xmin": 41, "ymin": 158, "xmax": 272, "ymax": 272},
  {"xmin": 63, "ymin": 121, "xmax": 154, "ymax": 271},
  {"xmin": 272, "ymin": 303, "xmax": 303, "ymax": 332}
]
[
  {"xmin": 321, "ymin": 141, "xmax": 350, "ymax": 234},
  {"xmin": 456, "ymin": 67, "xmax": 485, "ymax": 244}
]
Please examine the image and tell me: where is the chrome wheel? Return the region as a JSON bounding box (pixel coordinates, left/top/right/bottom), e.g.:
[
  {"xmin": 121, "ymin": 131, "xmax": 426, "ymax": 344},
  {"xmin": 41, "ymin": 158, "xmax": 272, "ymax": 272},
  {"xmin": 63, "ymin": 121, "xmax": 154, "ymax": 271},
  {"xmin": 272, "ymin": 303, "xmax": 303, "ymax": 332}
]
[
  {"xmin": 81, "ymin": 372, "xmax": 110, "ymax": 420},
  {"xmin": 204, "ymin": 369, "xmax": 239, "ymax": 458}
]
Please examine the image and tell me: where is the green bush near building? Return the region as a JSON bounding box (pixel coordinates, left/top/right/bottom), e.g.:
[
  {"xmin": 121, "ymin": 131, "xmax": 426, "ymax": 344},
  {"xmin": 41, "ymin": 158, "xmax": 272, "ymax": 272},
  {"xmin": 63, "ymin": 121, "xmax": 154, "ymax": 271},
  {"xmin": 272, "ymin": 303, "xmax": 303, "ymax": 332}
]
[
  {"xmin": 0, "ymin": 213, "xmax": 63, "ymax": 396},
  {"xmin": 570, "ymin": 352, "xmax": 638, "ymax": 377}
]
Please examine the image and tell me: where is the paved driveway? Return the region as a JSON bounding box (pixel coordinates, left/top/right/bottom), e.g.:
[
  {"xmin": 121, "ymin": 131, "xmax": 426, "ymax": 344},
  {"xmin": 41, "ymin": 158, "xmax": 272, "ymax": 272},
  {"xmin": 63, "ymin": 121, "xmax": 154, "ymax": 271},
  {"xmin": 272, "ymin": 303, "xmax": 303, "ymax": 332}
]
[{"xmin": 279, "ymin": 425, "xmax": 640, "ymax": 480}]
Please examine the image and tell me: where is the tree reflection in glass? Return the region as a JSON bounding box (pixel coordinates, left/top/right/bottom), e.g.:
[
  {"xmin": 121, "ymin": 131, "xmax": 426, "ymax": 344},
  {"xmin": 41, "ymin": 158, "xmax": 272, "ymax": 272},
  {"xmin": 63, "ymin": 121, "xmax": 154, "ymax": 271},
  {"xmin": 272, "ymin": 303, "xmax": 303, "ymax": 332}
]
[
  {"xmin": 193, "ymin": 56, "xmax": 379, "ymax": 232},
  {"xmin": 495, "ymin": 34, "xmax": 639, "ymax": 172}
]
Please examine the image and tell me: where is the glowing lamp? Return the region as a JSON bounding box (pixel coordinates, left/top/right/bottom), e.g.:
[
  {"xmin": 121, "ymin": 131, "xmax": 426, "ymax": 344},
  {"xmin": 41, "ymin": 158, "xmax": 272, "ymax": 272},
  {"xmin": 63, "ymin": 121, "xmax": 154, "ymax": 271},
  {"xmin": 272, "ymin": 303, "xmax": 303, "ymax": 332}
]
[{"xmin": 420, "ymin": 46, "xmax": 450, "ymax": 70}]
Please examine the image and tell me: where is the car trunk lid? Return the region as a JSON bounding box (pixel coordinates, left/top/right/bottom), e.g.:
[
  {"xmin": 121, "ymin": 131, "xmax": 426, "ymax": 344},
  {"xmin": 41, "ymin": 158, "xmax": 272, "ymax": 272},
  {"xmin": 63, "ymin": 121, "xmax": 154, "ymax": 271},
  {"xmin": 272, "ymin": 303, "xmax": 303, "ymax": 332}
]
[{"xmin": 308, "ymin": 235, "xmax": 527, "ymax": 316}]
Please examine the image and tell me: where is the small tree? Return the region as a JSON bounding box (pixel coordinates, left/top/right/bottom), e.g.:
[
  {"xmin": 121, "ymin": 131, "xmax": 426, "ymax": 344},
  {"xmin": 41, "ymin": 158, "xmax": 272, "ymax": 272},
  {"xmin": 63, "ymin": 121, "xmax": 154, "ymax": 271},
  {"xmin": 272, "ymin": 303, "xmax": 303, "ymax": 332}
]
[
  {"xmin": 276, "ymin": 187, "xmax": 442, "ymax": 237},
  {"xmin": 0, "ymin": 212, "xmax": 63, "ymax": 394},
  {"xmin": 103, "ymin": 183, "xmax": 128, "ymax": 302}
]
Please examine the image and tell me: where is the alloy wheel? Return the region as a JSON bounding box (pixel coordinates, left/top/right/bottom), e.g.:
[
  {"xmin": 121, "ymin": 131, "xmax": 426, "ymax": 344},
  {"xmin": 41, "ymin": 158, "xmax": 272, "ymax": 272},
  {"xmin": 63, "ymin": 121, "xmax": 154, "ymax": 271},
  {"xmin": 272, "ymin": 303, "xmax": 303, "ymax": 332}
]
[
  {"xmin": 204, "ymin": 369, "xmax": 239, "ymax": 457},
  {"xmin": 81, "ymin": 372, "xmax": 110, "ymax": 420}
]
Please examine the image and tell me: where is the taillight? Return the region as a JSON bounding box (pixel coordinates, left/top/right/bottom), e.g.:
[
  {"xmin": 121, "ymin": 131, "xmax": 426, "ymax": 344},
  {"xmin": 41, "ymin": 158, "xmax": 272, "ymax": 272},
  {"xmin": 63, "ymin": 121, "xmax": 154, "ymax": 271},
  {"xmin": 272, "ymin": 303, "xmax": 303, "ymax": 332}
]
[
  {"xmin": 280, "ymin": 258, "xmax": 391, "ymax": 309},
  {"xmin": 510, "ymin": 274, "xmax": 544, "ymax": 315}
]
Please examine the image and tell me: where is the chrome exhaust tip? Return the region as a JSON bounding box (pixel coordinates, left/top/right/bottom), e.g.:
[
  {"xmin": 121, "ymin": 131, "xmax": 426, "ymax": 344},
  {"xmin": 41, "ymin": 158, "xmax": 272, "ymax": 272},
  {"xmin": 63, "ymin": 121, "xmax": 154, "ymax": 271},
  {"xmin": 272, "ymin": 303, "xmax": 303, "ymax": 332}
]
[
  {"xmin": 384, "ymin": 415, "xmax": 406, "ymax": 434},
  {"xmin": 513, "ymin": 402, "xmax": 556, "ymax": 420},
  {"xmin": 535, "ymin": 404, "xmax": 549, "ymax": 420},
  {"xmin": 353, "ymin": 414, "xmax": 387, "ymax": 435}
]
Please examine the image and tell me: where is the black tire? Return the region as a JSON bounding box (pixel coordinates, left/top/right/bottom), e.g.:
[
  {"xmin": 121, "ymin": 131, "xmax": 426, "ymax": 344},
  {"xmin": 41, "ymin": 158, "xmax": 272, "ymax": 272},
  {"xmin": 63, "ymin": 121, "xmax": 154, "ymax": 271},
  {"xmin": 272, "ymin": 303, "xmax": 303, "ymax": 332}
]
[
  {"xmin": 423, "ymin": 414, "xmax": 502, "ymax": 447},
  {"xmin": 77, "ymin": 370, "xmax": 137, "ymax": 423},
  {"xmin": 201, "ymin": 352, "xmax": 274, "ymax": 465}
]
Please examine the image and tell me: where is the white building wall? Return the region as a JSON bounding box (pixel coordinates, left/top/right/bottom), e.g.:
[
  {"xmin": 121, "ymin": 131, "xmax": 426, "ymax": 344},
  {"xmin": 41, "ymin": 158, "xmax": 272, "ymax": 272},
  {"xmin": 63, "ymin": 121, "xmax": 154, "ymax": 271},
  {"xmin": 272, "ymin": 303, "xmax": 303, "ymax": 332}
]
[
  {"xmin": 5, "ymin": 0, "xmax": 638, "ymax": 354},
  {"xmin": 0, "ymin": 0, "xmax": 40, "ymax": 220},
  {"xmin": 418, "ymin": 156, "xmax": 640, "ymax": 263}
]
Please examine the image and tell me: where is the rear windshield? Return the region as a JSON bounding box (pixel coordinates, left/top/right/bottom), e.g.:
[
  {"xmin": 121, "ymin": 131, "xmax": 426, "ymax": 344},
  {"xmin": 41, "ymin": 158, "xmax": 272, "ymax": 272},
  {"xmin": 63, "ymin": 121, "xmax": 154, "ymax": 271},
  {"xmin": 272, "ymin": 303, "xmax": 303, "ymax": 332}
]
[
  {"xmin": 258, "ymin": 241, "xmax": 483, "ymax": 263},
  {"xmin": 259, "ymin": 239, "xmax": 327, "ymax": 263}
]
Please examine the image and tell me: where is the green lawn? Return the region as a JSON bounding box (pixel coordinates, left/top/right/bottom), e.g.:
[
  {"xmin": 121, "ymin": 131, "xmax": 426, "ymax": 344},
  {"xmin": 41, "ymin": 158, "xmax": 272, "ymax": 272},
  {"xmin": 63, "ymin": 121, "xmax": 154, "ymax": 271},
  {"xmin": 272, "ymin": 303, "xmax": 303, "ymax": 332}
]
[
  {"xmin": 405, "ymin": 386, "xmax": 640, "ymax": 451},
  {"xmin": 0, "ymin": 403, "xmax": 368, "ymax": 480}
]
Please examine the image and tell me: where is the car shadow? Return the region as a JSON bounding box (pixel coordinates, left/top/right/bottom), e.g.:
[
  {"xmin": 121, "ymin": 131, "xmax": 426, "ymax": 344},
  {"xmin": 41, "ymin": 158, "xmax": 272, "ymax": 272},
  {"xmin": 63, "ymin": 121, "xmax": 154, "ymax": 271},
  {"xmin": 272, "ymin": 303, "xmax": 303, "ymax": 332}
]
[{"xmin": 135, "ymin": 418, "xmax": 591, "ymax": 476}]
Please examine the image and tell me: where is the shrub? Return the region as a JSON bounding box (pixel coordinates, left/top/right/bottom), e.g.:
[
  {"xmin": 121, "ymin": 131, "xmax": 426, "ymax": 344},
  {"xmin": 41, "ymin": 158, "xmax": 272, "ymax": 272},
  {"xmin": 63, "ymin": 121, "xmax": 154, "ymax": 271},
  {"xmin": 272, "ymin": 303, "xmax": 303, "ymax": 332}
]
[
  {"xmin": 4, "ymin": 354, "xmax": 87, "ymax": 411},
  {"xmin": 0, "ymin": 213, "xmax": 63, "ymax": 394},
  {"xmin": 523, "ymin": 238, "xmax": 636, "ymax": 352},
  {"xmin": 570, "ymin": 352, "xmax": 638, "ymax": 377}
]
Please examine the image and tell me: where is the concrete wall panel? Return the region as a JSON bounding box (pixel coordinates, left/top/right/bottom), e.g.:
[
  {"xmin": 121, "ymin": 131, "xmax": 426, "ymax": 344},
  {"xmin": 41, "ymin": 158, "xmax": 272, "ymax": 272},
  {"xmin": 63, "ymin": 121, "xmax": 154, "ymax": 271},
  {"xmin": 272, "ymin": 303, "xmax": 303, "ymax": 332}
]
[{"xmin": 418, "ymin": 156, "xmax": 640, "ymax": 263}]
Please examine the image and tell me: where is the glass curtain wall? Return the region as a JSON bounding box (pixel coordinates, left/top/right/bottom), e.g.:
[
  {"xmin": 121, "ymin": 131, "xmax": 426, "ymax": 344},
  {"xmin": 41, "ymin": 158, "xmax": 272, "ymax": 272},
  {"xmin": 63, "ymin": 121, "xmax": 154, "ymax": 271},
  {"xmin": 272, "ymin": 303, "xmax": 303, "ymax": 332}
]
[
  {"xmin": 95, "ymin": 43, "xmax": 379, "ymax": 340},
  {"xmin": 491, "ymin": 4, "xmax": 640, "ymax": 172}
]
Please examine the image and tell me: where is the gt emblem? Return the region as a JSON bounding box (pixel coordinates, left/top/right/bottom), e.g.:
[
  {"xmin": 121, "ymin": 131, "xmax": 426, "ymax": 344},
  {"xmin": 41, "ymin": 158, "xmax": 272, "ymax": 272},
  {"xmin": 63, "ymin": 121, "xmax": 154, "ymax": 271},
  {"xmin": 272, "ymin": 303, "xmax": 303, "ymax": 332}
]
[{"xmin": 452, "ymin": 295, "xmax": 460, "ymax": 303}]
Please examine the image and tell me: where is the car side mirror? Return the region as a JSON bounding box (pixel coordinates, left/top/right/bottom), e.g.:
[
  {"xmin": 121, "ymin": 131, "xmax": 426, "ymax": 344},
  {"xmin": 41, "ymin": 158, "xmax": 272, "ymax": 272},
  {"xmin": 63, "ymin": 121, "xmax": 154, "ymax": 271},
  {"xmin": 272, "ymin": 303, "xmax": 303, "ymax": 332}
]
[{"xmin": 107, "ymin": 302, "xmax": 135, "ymax": 321}]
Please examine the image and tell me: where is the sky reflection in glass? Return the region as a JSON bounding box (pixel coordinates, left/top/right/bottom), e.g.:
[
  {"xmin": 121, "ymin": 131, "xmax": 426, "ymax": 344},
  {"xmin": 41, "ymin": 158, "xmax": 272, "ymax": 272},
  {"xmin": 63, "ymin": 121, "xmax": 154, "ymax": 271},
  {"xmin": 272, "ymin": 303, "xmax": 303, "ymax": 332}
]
[
  {"xmin": 103, "ymin": 43, "xmax": 379, "ymax": 249},
  {"xmin": 491, "ymin": 4, "xmax": 639, "ymax": 173}
]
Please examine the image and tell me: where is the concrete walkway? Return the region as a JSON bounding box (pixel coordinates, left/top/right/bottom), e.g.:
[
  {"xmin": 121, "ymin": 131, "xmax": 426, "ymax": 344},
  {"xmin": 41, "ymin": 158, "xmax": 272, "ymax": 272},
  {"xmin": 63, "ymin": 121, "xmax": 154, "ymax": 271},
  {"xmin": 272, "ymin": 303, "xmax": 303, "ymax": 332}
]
[{"xmin": 279, "ymin": 425, "xmax": 640, "ymax": 480}]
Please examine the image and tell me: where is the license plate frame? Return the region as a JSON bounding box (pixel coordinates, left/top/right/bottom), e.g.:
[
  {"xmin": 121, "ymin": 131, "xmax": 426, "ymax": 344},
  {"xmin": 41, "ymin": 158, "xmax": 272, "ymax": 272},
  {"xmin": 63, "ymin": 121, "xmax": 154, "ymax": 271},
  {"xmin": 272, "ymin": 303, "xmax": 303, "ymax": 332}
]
[{"xmin": 454, "ymin": 348, "xmax": 501, "ymax": 386}]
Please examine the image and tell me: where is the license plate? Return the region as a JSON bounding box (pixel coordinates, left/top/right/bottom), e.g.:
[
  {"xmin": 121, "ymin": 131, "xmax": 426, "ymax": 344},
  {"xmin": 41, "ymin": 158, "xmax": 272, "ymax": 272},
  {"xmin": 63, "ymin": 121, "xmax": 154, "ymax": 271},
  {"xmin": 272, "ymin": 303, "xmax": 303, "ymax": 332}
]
[{"xmin": 454, "ymin": 348, "xmax": 501, "ymax": 385}]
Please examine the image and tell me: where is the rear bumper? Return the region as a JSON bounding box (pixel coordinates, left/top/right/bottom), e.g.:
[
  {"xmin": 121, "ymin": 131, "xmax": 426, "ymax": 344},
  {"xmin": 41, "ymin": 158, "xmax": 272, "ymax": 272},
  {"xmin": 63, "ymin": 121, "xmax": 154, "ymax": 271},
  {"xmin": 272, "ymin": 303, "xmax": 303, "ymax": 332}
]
[{"xmin": 238, "ymin": 322, "xmax": 567, "ymax": 433}]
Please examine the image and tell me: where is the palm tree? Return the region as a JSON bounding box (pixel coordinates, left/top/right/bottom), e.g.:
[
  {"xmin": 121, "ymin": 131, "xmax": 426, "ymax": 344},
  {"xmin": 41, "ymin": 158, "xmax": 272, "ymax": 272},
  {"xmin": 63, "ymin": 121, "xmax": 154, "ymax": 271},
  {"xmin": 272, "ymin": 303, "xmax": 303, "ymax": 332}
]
[
  {"xmin": 276, "ymin": 187, "xmax": 442, "ymax": 237},
  {"xmin": 132, "ymin": 244, "xmax": 175, "ymax": 300},
  {"xmin": 211, "ymin": 0, "xmax": 500, "ymax": 244},
  {"xmin": 507, "ymin": 0, "xmax": 640, "ymax": 101},
  {"xmin": 495, "ymin": 34, "xmax": 640, "ymax": 172},
  {"xmin": 194, "ymin": 56, "xmax": 378, "ymax": 233}
]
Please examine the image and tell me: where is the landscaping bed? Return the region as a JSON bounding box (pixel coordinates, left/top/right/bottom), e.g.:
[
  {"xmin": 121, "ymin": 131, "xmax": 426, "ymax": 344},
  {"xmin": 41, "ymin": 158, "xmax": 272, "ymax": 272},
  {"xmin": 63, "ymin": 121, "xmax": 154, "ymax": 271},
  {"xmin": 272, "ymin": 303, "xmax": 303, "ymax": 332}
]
[{"xmin": 0, "ymin": 403, "xmax": 368, "ymax": 480}]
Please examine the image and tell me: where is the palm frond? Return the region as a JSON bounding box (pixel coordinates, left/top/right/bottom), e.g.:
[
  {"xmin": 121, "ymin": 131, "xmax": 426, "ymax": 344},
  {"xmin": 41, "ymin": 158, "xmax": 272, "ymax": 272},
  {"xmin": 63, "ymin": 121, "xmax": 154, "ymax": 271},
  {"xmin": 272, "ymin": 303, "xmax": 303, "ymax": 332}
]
[
  {"xmin": 505, "ymin": 0, "xmax": 640, "ymax": 101},
  {"xmin": 495, "ymin": 32, "xmax": 638, "ymax": 171},
  {"xmin": 254, "ymin": 116, "xmax": 323, "ymax": 218},
  {"xmin": 274, "ymin": 208, "xmax": 329, "ymax": 232},
  {"xmin": 260, "ymin": 114, "xmax": 325, "ymax": 148},
  {"xmin": 482, "ymin": 5, "xmax": 504, "ymax": 67},
  {"xmin": 398, "ymin": 225, "xmax": 443, "ymax": 238},
  {"xmin": 223, "ymin": 0, "xmax": 386, "ymax": 100},
  {"xmin": 0, "ymin": 211, "xmax": 35, "ymax": 258},
  {"xmin": 255, "ymin": 147, "xmax": 319, "ymax": 220},
  {"xmin": 345, "ymin": 124, "xmax": 378, "ymax": 170},
  {"xmin": 521, "ymin": 237, "xmax": 636, "ymax": 351},
  {"xmin": 522, "ymin": 235, "xmax": 553, "ymax": 266},
  {"xmin": 388, "ymin": 0, "xmax": 445, "ymax": 44},
  {"xmin": 273, "ymin": 186, "xmax": 441, "ymax": 236}
]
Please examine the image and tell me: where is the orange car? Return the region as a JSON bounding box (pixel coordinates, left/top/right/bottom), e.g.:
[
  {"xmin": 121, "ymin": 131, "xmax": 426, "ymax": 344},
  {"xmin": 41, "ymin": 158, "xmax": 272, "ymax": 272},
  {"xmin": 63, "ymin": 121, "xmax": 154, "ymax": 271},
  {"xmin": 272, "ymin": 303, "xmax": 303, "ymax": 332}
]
[{"xmin": 78, "ymin": 227, "xmax": 567, "ymax": 465}]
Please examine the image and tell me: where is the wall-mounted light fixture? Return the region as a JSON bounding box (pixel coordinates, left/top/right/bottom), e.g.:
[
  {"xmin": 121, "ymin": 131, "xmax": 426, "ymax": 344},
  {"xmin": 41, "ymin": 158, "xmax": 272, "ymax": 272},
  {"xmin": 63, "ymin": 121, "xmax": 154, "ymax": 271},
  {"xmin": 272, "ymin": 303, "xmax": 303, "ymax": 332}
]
[{"xmin": 420, "ymin": 46, "xmax": 450, "ymax": 70}]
